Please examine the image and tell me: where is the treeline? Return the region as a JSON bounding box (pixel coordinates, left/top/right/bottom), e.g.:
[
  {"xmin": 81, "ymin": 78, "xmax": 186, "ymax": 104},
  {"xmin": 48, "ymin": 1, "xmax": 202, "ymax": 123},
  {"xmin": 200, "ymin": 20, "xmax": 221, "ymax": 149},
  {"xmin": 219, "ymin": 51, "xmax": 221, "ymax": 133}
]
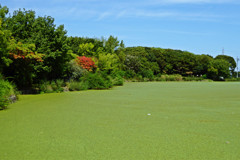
[
  {"xmin": 0, "ymin": 5, "xmax": 238, "ymax": 106},
  {"xmin": 123, "ymin": 47, "xmax": 236, "ymax": 80}
]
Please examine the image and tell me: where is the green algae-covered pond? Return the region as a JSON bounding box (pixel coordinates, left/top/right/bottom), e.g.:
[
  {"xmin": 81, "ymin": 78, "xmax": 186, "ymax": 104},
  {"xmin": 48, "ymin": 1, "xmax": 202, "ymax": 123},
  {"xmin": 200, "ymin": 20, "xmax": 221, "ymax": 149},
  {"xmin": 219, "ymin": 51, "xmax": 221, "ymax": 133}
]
[{"xmin": 0, "ymin": 82, "xmax": 240, "ymax": 160}]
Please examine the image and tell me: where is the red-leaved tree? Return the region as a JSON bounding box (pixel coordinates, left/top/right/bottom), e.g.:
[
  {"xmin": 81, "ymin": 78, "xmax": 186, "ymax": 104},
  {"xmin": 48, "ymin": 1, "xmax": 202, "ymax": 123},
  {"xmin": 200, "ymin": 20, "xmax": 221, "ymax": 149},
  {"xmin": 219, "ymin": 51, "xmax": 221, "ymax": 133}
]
[{"xmin": 76, "ymin": 56, "xmax": 96, "ymax": 71}]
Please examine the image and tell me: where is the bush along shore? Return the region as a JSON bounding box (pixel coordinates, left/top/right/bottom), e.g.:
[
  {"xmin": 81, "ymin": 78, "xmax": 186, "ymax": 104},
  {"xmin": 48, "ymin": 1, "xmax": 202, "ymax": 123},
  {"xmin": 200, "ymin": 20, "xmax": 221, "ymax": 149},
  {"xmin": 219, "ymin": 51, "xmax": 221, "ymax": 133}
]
[
  {"xmin": 0, "ymin": 76, "xmax": 18, "ymax": 110},
  {"xmin": 30, "ymin": 73, "xmax": 213, "ymax": 95}
]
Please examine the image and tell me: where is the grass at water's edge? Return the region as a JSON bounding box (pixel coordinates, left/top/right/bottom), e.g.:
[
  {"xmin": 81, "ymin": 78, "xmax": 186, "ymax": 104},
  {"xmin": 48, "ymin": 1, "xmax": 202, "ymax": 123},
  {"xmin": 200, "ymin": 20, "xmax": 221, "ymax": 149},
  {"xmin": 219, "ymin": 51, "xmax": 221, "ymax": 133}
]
[{"xmin": 0, "ymin": 82, "xmax": 240, "ymax": 160}]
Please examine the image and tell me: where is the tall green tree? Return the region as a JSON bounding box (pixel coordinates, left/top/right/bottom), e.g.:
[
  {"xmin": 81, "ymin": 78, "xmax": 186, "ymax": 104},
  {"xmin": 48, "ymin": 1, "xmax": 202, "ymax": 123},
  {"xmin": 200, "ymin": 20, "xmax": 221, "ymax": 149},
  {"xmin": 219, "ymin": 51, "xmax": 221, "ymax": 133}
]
[
  {"xmin": 105, "ymin": 35, "xmax": 119, "ymax": 54},
  {"xmin": 207, "ymin": 59, "xmax": 230, "ymax": 80},
  {"xmin": 5, "ymin": 8, "xmax": 72, "ymax": 82},
  {"xmin": 215, "ymin": 55, "xmax": 236, "ymax": 76},
  {"xmin": 6, "ymin": 8, "xmax": 35, "ymax": 42},
  {"xmin": 193, "ymin": 54, "xmax": 213, "ymax": 76},
  {"xmin": 115, "ymin": 40, "xmax": 126, "ymax": 70},
  {"xmin": 0, "ymin": 6, "xmax": 12, "ymax": 72}
]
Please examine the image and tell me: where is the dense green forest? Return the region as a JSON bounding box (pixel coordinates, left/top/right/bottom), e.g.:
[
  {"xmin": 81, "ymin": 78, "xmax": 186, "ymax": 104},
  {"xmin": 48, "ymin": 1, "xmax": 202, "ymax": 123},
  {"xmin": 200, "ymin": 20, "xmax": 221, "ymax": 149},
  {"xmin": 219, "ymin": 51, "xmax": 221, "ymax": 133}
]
[{"xmin": 0, "ymin": 5, "xmax": 238, "ymax": 109}]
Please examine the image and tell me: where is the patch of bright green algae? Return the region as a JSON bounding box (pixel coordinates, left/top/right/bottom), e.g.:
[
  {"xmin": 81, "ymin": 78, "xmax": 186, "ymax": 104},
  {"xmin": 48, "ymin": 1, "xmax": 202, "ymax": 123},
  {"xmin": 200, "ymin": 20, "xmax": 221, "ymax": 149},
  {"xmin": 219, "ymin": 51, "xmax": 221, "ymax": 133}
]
[{"xmin": 0, "ymin": 82, "xmax": 240, "ymax": 160}]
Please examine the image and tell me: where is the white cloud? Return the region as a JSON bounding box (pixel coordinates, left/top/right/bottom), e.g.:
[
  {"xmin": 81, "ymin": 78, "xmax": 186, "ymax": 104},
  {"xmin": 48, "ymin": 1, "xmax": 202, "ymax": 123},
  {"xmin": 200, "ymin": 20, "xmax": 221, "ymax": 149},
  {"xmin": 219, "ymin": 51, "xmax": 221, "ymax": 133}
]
[
  {"xmin": 106, "ymin": 9, "xmax": 224, "ymax": 22},
  {"xmin": 97, "ymin": 12, "xmax": 112, "ymax": 21}
]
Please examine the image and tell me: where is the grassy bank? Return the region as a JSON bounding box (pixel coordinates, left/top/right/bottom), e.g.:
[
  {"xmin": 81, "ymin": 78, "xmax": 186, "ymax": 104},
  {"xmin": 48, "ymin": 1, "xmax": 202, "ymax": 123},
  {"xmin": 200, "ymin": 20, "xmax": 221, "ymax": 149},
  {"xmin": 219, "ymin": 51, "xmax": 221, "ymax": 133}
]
[{"xmin": 0, "ymin": 82, "xmax": 240, "ymax": 159}]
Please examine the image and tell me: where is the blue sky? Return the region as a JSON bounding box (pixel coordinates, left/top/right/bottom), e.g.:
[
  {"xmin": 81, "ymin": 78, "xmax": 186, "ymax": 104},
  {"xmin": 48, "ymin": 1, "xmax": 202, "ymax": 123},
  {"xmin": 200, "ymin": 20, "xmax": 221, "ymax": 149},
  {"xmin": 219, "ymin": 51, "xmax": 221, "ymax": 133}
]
[{"xmin": 1, "ymin": 0, "xmax": 240, "ymax": 63}]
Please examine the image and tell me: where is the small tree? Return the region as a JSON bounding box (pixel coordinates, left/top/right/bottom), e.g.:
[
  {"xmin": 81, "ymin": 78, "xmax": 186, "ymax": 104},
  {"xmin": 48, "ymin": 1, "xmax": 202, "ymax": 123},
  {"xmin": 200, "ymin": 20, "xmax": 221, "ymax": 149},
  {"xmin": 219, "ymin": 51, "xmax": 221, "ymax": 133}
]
[
  {"xmin": 7, "ymin": 39, "xmax": 44, "ymax": 87},
  {"xmin": 98, "ymin": 53, "xmax": 120, "ymax": 72},
  {"xmin": 78, "ymin": 43, "xmax": 95, "ymax": 56}
]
